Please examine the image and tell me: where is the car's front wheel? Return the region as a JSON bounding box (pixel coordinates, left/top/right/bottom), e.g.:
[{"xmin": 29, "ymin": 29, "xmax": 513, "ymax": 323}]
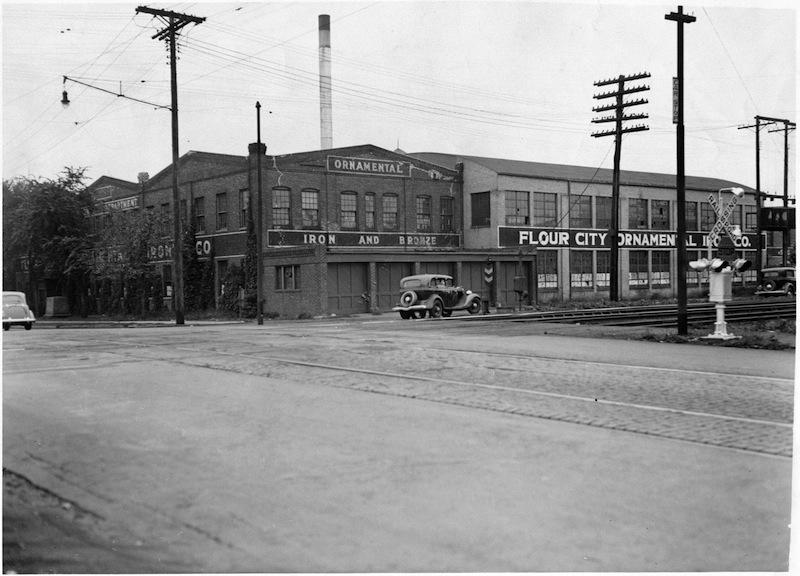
[
  {"xmin": 24, "ymin": 322, "xmax": 32, "ymax": 330},
  {"xmin": 429, "ymin": 299, "xmax": 443, "ymax": 318},
  {"xmin": 411, "ymin": 310, "xmax": 426, "ymax": 319},
  {"xmin": 764, "ymin": 279, "xmax": 778, "ymax": 292},
  {"xmin": 398, "ymin": 310, "xmax": 411, "ymax": 320}
]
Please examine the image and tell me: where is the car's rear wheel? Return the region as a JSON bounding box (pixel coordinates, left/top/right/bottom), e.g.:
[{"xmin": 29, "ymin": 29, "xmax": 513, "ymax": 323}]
[
  {"xmin": 400, "ymin": 291, "xmax": 417, "ymax": 306},
  {"xmin": 24, "ymin": 322, "xmax": 32, "ymax": 330},
  {"xmin": 467, "ymin": 298, "xmax": 481, "ymax": 315},
  {"xmin": 429, "ymin": 299, "xmax": 443, "ymax": 318}
]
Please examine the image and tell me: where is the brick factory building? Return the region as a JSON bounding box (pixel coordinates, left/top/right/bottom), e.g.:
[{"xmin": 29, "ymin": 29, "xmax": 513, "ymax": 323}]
[{"xmin": 86, "ymin": 143, "xmax": 771, "ymax": 318}]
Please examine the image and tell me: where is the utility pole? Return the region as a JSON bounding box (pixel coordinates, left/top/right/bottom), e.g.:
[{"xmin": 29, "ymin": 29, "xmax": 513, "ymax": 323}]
[
  {"xmin": 665, "ymin": 5, "xmax": 695, "ymax": 336},
  {"xmin": 591, "ymin": 72, "xmax": 650, "ymax": 302},
  {"xmin": 768, "ymin": 119, "xmax": 796, "ymax": 265},
  {"xmin": 136, "ymin": 6, "xmax": 205, "ymax": 325},
  {"xmin": 255, "ymin": 102, "xmax": 265, "ymax": 325}
]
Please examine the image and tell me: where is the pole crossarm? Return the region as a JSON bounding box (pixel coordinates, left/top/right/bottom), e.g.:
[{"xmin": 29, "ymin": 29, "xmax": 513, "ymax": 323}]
[
  {"xmin": 591, "ymin": 124, "xmax": 649, "ymax": 138},
  {"xmin": 592, "ymin": 98, "xmax": 648, "ymax": 113},
  {"xmin": 593, "ymin": 72, "xmax": 651, "ymax": 86},
  {"xmin": 592, "ymin": 84, "xmax": 650, "ymax": 100},
  {"xmin": 135, "ymin": 6, "xmax": 205, "ymax": 40}
]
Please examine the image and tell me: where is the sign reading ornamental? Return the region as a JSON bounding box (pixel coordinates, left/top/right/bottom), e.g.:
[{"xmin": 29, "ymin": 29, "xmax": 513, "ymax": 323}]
[{"xmin": 327, "ymin": 155, "xmax": 410, "ymax": 178}]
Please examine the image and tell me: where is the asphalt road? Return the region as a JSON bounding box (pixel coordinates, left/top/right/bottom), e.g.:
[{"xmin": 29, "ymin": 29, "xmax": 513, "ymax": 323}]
[{"xmin": 2, "ymin": 316, "xmax": 795, "ymax": 572}]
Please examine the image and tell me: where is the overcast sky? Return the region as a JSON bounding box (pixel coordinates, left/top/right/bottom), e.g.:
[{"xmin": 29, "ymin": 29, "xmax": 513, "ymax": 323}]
[{"xmin": 2, "ymin": 0, "xmax": 796, "ymax": 197}]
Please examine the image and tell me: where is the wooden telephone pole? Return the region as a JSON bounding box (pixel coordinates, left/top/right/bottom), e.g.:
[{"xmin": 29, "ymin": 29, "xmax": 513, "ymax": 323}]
[
  {"xmin": 591, "ymin": 72, "xmax": 650, "ymax": 302},
  {"xmin": 135, "ymin": 6, "xmax": 205, "ymax": 325}
]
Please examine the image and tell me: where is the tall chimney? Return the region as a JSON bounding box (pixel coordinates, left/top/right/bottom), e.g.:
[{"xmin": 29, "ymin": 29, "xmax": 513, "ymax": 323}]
[{"xmin": 319, "ymin": 14, "xmax": 333, "ymax": 150}]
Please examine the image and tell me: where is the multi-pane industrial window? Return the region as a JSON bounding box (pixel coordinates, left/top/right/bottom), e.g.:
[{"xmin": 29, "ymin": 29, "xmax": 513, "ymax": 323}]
[
  {"xmin": 471, "ymin": 191, "xmax": 490, "ymax": 227},
  {"xmin": 685, "ymin": 201, "xmax": 698, "ymax": 230},
  {"xmin": 596, "ymin": 251, "xmax": 610, "ymax": 287},
  {"xmin": 505, "ymin": 190, "xmax": 529, "ymax": 225},
  {"xmin": 416, "ymin": 196, "xmax": 432, "ymax": 232},
  {"xmin": 628, "ymin": 250, "xmax": 649, "ymax": 287},
  {"xmin": 569, "ymin": 196, "xmax": 592, "ymax": 228},
  {"xmin": 628, "ymin": 198, "xmax": 648, "ymax": 229},
  {"xmin": 302, "ymin": 189, "xmax": 319, "ymax": 228},
  {"xmin": 533, "ymin": 192, "xmax": 557, "ymax": 227},
  {"xmin": 275, "ymin": 265, "xmax": 300, "ymax": 291},
  {"xmin": 440, "ymin": 196, "xmax": 454, "ymax": 232},
  {"xmin": 193, "ymin": 197, "xmax": 205, "ymax": 233},
  {"xmin": 744, "ymin": 205, "xmax": 757, "ymax": 231},
  {"xmin": 570, "ymin": 250, "xmax": 593, "ymax": 289},
  {"xmin": 652, "ymin": 200, "xmax": 670, "ymax": 230},
  {"xmin": 651, "ymin": 251, "xmax": 670, "ymax": 286},
  {"xmin": 596, "ymin": 197, "xmax": 612, "ymax": 229},
  {"xmin": 272, "ymin": 187, "xmax": 290, "ymax": 228},
  {"xmin": 216, "ymin": 192, "xmax": 228, "ymax": 231},
  {"xmin": 365, "ymin": 193, "xmax": 376, "ymax": 230},
  {"xmin": 340, "ymin": 192, "xmax": 357, "ymax": 230},
  {"xmin": 160, "ymin": 203, "xmax": 170, "ymax": 236},
  {"xmin": 700, "ymin": 202, "xmax": 715, "ymax": 231},
  {"xmin": 382, "ymin": 194, "xmax": 398, "ymax": 230},
  {"xmin": 537, "ymin": 250, "xmax": 558, "ymax": 289},
  {"xmin": 239, "ymin": 189, "xmax": 248, "ymax": 229},
  {"xmin": 730, "ymin": 204, "xmax": 742, "ymax": 229}
]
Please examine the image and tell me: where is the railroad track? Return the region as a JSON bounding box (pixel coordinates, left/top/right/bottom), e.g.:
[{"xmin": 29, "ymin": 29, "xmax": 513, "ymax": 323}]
[{"xmin": 459, "ymin": 298, "xmax": 796, "ymax": 328}]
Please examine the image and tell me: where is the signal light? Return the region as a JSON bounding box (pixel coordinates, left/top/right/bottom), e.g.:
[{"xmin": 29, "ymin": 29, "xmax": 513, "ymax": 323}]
[
  {"xmin": 689, "ymin": 258, "xmax": 710, "ymax": 271},
  {"xmin": 689, "ymin": 258, "xmax": 729, "ymax": 272},
  {"xmin": 731, "ymin": 258, "xmax": 752, "ymax": 273}
]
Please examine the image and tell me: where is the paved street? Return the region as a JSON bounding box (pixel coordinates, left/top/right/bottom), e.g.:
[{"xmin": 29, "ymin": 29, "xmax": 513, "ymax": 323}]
[{"xmin": 3, "ymin": 317, "xmax": 794, "ymax": 572}]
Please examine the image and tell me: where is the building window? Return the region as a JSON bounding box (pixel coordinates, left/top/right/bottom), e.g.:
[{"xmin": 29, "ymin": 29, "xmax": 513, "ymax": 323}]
[
  {"xmin": 275, "ymin": 265, "xmax": 300, "ymax": 291},
  {"xmin": 652, "ymin": 200, "xmax": 670, "ymax": 230},
  {"xmin": 471, "ymin": 191, "xmax": 490, "ymax": 227},
  {"xmin": 505, "ymin": 190, "xmax": 529, "ymax": 225},
  {"xmin": 652, "ymin": 251, "xmax": 670, "ymax": 286},
  {"xmin": 340, "ymin": 191, "xmax": 357, "ymax": 230},
  {"xmin": 416, "ymin": 195, "xmax": 432, "ymax": 232},
  {"xmin": 537, "ymin": 250, "xmax": 558, "ymax": 289},
  {"xmin": 533, "ymin": 192, "xmax": 557, "ymax": 227},
  {"xmin": 685, "ymin": 201, "xmax": 698, "ymax": 231},
  {"xmin": 382, "ymin": 194, "xmax": 398, "ymax": 230},
  {"xmin": 160, "ymin": 202, "xmax": 171, "ymax": 236},
  {"xmin": 628, "ymin": 198, "xmax": 648, "ymax": 229},
  {"xmin": 570, "ymin": 250, "xmax": 593, "ymax": 289},
  {"xmin": 272, "ymin": 187, "xmax": 290, "ymax": 228},
  {"xmin": 730, "ymin": 204, "xmax": 742, "ymax": 229},
  {"xmin": 440, "ymin": 196, "xmax": 454, "ymax": 232},
  {"xmin": 700, "ymin": 202, "xmax": 715, "ymax": 231},
  {"xmin": 216, "ymin": 192, "xmax": 228, "ymax": 231},
  {"xmin": 744, "ymin": 205, "xmax": 757, "ymax": 231},
  {"xmin": 193, "ymin": 196, "xmax": 205, "ymax": 233},
  {"xmin": 596, "ymin": 251, "xmax": 610, "ymax": 287},
  {"xmin": 239, "ymin": 189, "xmax": 248, "ymax": 229},
  {"xmin": 629, "ymin": 250, "xmax": 648, "ymax": 287},
  {"xmin": 365, "ymin": 193, "xmax": 376, "ymax": 230},
  {"xmin": 570, "ymin": 196, "xmax": 592, "ymax": 228},
  {"xmin": 302, "ymin": 189, "xmax": 319, "ymax": 228},
  {"xmin": 596, "ymin": 197, "xmax": 612, "ymax": 229},
  {"xmin": 686, "ymin": 250, "xmax": 702, "ymax": 285}
]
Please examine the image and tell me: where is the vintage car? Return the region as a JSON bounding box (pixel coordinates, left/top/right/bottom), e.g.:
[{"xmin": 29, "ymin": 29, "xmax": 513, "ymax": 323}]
[
  {"xmin": 755, "ymin": 267, "xmax": 796, "ymax": 297},
  {"xmin": 3, "ymin": 291, "xmax": 36, "ymax": 330},
  {"xmin": 392, "ymin": 274, "xmax": 482, "ymax": 319}
]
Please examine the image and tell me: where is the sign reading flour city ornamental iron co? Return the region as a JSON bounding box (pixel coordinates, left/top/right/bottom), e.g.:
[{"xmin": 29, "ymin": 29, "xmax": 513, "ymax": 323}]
[
  {"xmin": 327, "ymin": 155, "xmax": 410, "ymax": 178},
  {"xmin": 498, "ymin": 226, "xmax": 757, "ymax": 249},
  {"xmin": 268, "ymin": 229, "xmax": 460, "ymax": 248}
]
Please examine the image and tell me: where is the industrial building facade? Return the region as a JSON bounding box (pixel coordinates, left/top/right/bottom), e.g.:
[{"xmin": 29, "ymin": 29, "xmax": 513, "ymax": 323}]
[{"xmin": 85, "ymin": 143, "xmax": 765, "ymax": 318}]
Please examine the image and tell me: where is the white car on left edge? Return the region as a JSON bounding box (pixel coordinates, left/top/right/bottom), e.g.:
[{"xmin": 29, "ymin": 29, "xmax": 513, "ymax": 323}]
[{"xmin": 3, "ymin": 291, "xmax": 36, "ymax": 331}]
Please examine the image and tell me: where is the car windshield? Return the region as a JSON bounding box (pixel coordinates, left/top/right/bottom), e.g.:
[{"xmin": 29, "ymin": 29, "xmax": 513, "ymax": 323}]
[{"xmin": 3, "ymin": 294, "xmax": 25, "ymax": 306}]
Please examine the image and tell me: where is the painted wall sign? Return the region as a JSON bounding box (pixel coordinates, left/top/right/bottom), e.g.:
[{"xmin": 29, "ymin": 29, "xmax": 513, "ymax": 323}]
[
  {"xmin": 499, "ymin": 226, "xmax": 756, "ymax": 249},
  {"xmin": 148, "ymin": 243, "xmax": 174, "ymax": 261},
  {"xmin": 104, "ymin": 196, "xmax": 139, "ymax": 211},
  {"xmin": 327, "ymin": 155, "xmax": 410, "ymax": 178},
  {"xmin": 268, "ymin": 229, "xmax": 460, "ymax": 248}
]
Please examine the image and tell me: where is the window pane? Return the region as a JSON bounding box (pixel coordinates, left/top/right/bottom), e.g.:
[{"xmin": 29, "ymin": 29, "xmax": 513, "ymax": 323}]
[
  {"xmin": 537, "ymin": 251, "xmax": 558, "ymax": 289},
  {"xmin": 505, "ymin": 190, "xmax": 529, "ymax": 225},
  {"xmin": 416, "ymin": 195, "xmax": 431, "ymax": 232},
  {"xmin": 272, "ymin": 188, "xmax": 290, "ymax": 227},
  {"xmin": 471, "ymin": 191, "xmax": 490, "ymax": 227},
  {"xmin": 570, "ymin": 196, "xmax": 592, "ymax": 228},
  {"xmin": 341, "ymin": 192, "xmax": 357, "ymax": 230},
  {"xmin": 596, "ymin": 197, "xmax": 612, "ymax": 229},
  {"xmin": 685, "ymin": 202, "xmax": 698, "ymax": 230},
  {"xmin": 652, "ymin": 200, "xmax": 669, "ymax": 230},
  {"xmin": 628, "ymin": 199, "xmax": 648, "ymax": 229},
  {"xmin": 570, "ymin": 250, "xmax": 593, "ymax": 288},
  {"xmin": 440, "ymin": 196, "xmax": 454, "ymax": 232},
  {"xmin": 652, "ymin": 250, "xmax": 670, "ymax": 286},
  {"xmin": 533, "ymin": 192, "xmax": 557, "ymax": 227},
  {"xmin": 596, "ymin": 251, "xmax": 610, "ymax": 287},
  {"xmin": 216, "ymin": 192, "xmax": 228, "ymax": 231},
  {"xmin": 302, "ymin": 189, "xmax": 319, "ymax": 228},
  {"xmin": 628, "ymin": 250, "xmax": 648, "ymax": 287},
  {"xmin": 365, "ymin": 193, "xmax": 375, "ymax": 230},
  {"xmin": 382, "ymin": 194, "xmax": 398, "ymax": 230}
]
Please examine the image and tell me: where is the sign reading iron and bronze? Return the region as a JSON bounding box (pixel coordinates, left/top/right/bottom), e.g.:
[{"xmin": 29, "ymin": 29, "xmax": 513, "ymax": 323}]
[
  {"xmin": 327, "ymin": 155, "xmax": 410, "ymax": 178},
  {"xmin": 268, "ymin": 229, "xmax": 460, "ymax": 248}
]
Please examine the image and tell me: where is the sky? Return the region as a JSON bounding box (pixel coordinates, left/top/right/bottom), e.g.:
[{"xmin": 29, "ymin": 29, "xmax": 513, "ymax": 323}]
[{"xmin": 2, "ymin": 0, "xmax": 796, "ymax": 199}]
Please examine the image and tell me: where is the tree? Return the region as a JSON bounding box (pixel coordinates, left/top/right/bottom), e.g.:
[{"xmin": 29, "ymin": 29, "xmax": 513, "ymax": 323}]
[{"xmin": 2, "ymin": 168, "xmax": 94, "ymax": 313}]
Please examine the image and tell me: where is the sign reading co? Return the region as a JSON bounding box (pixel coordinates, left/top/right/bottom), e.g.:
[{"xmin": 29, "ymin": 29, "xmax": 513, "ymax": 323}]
[
  {"xmin": 327, "ymin": 155, "xmax": 410, "ymax": 178},
  {"xmin": 195, "ymin": 239, "xmax": 213, "ymax": 256}
]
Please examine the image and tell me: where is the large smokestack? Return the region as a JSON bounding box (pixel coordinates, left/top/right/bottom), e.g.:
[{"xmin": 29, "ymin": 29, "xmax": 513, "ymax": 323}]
[{"xmin": 319, "ymin": 14, "xmax": 333, "ymax": 150}]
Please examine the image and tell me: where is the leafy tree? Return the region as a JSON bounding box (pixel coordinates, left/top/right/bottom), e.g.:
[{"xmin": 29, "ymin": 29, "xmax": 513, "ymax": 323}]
[{"xmin": 2, "ymin": 168, "xmax": 94, "ymax": 313}]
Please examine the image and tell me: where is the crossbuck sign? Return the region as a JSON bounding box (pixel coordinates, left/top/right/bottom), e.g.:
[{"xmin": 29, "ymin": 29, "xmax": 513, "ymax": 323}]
[{"xmin": 706, "ymin": 192, "xmax": 740, "ymax": 250}]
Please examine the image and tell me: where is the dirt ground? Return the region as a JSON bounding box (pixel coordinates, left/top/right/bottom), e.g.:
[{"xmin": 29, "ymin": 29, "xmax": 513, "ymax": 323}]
[{"xmin": 3, "ymin": 470, "xmax": 189, "ymax": 574}]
